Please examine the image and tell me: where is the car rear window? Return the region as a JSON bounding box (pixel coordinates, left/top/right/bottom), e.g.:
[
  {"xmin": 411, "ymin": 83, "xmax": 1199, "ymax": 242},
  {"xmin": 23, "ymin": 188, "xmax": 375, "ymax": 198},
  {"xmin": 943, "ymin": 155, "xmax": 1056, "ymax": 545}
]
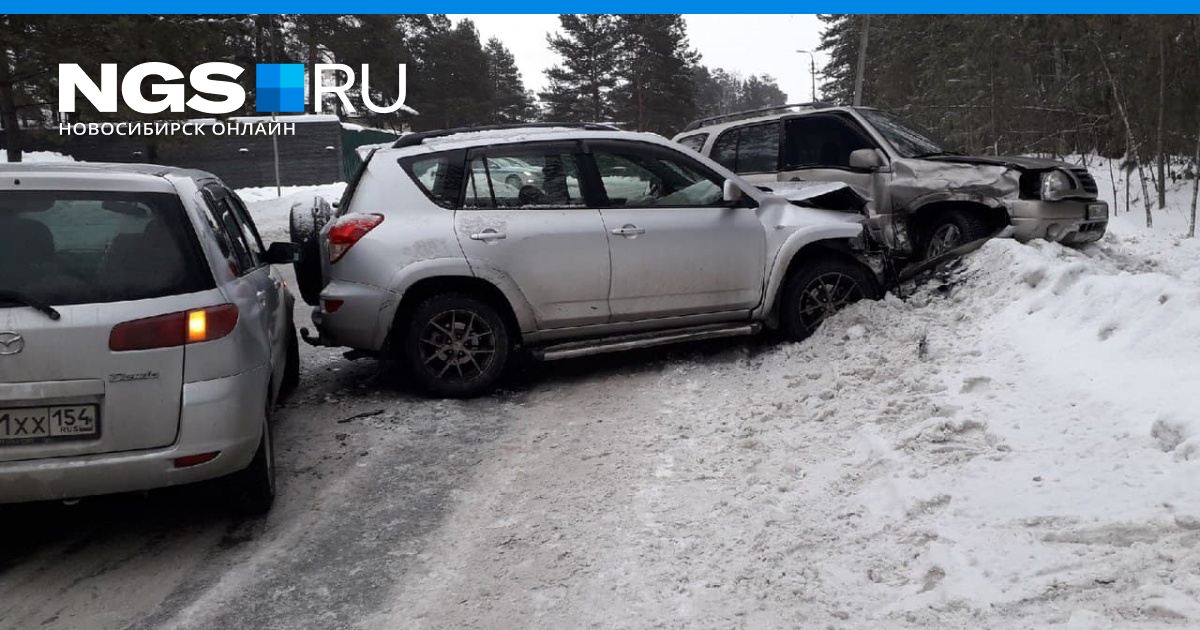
[
  {"xmin": 0, "ymin": 190, "xmax": 213, "ymax": 306},
  {"xmin": 399, "ymin": 150, "xmax": 466, "ymax": 209}
]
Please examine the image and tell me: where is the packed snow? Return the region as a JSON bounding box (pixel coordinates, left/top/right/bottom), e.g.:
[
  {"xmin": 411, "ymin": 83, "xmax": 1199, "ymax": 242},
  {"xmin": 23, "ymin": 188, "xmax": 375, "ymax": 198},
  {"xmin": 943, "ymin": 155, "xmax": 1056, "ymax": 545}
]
[
  {"xmin": 237, "ymin": 183, "xmax": 346, "ymax": 243},
  {"xmin": 0, "ymin": 151, "xmax": 76, "ymax": 163},
  {"xmin": 350, "ymin": 157, "xmax": 1200, "ymax": 628}
]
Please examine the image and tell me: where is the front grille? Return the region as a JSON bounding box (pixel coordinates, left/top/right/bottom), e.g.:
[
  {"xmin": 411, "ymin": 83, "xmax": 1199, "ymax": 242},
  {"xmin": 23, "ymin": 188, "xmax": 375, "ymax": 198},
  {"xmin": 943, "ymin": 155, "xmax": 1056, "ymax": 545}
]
[
  {"xmin": 1079, "ymin": 221, "xmax": 1105, "ymax": 232},
  {"xmin": 1071, "ymin": 169, "xmax": 1099, "ymax": 195}
]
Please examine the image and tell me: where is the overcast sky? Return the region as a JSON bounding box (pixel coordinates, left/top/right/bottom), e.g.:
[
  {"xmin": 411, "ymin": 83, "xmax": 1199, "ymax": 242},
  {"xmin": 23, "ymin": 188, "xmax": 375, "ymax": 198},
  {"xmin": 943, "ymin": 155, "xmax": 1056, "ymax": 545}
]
[{"xmin": 446, "ymin": 15, "xmax": 826, "ymax": 104}]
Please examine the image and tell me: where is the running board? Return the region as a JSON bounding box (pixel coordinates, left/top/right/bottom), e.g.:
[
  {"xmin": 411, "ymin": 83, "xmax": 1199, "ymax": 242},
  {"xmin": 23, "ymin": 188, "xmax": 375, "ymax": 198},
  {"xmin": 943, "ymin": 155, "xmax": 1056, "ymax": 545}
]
[{"xmin": 531, "ymin": 323, "xmax": 760, "ymax": 361}]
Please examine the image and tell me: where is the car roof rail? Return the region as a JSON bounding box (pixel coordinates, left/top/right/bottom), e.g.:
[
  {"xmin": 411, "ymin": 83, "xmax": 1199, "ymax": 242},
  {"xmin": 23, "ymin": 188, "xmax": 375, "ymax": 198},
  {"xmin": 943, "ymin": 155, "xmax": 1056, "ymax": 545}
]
[
  {"xmin": 682, "ymin": 102, "xmax": 836, "ymax": 132},
  {"xmin": 392, "ymin": 122, "xmax": 622, "ymax": 149}
]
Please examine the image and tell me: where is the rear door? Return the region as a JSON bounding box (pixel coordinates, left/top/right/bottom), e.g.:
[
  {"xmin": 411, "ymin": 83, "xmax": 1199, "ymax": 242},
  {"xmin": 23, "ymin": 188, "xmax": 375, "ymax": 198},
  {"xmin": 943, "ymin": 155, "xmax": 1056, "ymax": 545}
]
[
  {"xmin": 589, "ymin": 140, "xmax": 766, "ymax": 322},
  {"xmin": 708, "ymin": 122, "xmax": 782, "ymax": 186},
  {"xmin": 442, "ymin": 142, "xmax": 613, "ymax": 329},
  {"xmin": 0, "ymin": 186, "xmax": 217, "ymax": 463},
  {"xmin": 196, "ymin": 186, "xmax": 277, "ymax": 380}
]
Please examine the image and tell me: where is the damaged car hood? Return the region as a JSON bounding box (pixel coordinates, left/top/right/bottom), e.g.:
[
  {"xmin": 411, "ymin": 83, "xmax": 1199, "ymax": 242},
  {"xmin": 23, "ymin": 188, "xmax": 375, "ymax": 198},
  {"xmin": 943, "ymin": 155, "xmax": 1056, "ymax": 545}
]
[
  {"xmin": 922, "ymin": 154, "xmax": 1073, "ymax": 172},
  {"xmin": 758, "ymin": 180, "xmax": 871, "ymax": 214}
]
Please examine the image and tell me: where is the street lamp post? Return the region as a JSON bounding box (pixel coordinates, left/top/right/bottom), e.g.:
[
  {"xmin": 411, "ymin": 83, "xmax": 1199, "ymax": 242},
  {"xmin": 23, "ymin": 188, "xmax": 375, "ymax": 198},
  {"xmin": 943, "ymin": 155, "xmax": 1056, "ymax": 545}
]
[{"xmin": 796, "ymin": 49, "xmax": 817, "ymax": 102}]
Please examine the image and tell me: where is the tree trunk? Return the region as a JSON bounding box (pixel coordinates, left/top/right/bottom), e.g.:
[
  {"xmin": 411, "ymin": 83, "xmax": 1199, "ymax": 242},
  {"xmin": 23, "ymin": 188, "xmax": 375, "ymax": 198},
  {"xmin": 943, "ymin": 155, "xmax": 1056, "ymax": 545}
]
[
  {"xmin": 853, "ymin": 15, "xmax": 869, "ymax": 106},
  {"xmin": 0, "ymin": 50, "xmax": 20, "ymax": 163},
  {"xmin": 1094, "ymin": 39, "xmax": 1152, "ymax": 227},
  {"xmin": 1191, "ymin": 119, "xmax": 1200, "ymax": 238},
  {"xmin": 307, "ymin": 19, "xmax": 319, "ymax": 114},
  {"xmin": 1156, "ymin": 30, "xmax": 1167, "ymax": 210},
  {"xmin": 1108, "ymin": 157, "xmax": 1118, "ymax": 214}
]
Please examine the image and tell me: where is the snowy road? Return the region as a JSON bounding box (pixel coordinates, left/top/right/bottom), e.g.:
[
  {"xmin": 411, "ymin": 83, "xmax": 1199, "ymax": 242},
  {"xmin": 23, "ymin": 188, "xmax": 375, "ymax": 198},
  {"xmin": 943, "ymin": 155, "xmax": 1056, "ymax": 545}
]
[{"xmin": 3, "ymin": 179, "xmax": 1200, "ymax": 629}]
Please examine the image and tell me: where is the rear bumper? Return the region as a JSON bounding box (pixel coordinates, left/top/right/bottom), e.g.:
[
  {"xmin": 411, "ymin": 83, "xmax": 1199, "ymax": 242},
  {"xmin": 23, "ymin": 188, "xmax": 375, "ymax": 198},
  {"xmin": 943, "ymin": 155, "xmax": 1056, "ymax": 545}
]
[
  {"xmin": 310, "ymin": 280, "xmax": 397, "ymax": 352},
  {"xmin": 0, "ymin": 366, "xmax": 267, "ymax": 504},
  {"xmin": 1008, "ymin": 199, "xmax": 1108, "ymax": 245}
]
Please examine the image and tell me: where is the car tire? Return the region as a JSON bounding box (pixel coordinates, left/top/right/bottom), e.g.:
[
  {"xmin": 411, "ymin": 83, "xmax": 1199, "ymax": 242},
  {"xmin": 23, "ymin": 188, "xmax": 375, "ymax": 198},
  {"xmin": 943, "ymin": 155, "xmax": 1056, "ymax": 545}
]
[
  {"xmin": 402, "ymin": 293, "xmax": 510, "ymax": 398},
  {"xmin": 289, "ymin": 196, "xmax": 333, "ymax": 306},
  {"xmin": 229, "ymin": 405, "xmax": 276, "ymax": 515},
  {"xmin": 923, "ymin": 210, "xmax": 991, "ymax": 260},
  {"xmin": 505, "ymin": 174, "xmax": 523, "ymax": 189},
  {"xmin": 280, "ymin": 323, "xmax": 300, "ymax": 398},
  {"xmin": 780, "ymin": 257, "xmax": 877, "ymax": 342}
]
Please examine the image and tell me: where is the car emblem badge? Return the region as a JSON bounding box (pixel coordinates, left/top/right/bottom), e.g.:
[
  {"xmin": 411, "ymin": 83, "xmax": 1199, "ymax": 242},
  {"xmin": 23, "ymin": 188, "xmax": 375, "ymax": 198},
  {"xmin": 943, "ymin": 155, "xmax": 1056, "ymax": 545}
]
[{"xmin": 0, "ymin": 332, "xmax": 24, "ymax": 356}]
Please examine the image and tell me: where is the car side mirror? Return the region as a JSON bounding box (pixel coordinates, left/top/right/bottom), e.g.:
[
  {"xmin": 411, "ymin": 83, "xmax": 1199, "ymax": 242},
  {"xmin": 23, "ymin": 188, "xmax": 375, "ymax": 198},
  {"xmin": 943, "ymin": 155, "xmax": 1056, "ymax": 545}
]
[
  {"xmin": 722, "ymin": 179, "xmax": 744, "ymax": 205},
  {"xmin": 265, "ymin": 241, "xmax": 301, "ymax": 264},
  {"xmin": 849, "ymin": 148, "xmax": 883, "ymax": 170}
]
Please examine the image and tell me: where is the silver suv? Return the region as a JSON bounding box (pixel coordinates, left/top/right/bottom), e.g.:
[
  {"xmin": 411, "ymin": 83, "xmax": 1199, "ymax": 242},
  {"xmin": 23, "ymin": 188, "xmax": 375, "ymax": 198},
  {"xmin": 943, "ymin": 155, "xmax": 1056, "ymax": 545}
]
[
  {"xmin": 674, "ymin": 104, "xmax": 1109, "ymax": 260},
  {"xmin": 0, "ymin": 163, "xmax": 299, "ymax": 512},
  {"xmin": 293, "ymin": 124, "xmax": 881, "ymax": 398}
]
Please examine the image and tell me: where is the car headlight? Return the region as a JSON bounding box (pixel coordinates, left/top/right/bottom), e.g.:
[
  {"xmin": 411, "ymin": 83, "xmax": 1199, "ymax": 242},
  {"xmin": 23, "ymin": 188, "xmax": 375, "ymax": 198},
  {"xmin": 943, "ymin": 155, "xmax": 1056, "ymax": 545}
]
[{"xmin": 1040, "ymin": 169, "xmax": 1073, "ymax": 201}]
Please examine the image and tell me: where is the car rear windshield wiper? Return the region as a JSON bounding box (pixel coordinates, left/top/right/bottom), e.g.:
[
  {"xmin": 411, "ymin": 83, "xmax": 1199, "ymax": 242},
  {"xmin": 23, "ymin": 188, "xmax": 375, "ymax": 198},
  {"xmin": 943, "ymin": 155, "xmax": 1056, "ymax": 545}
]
[{"xmin": 0, "ymin": 290, "xmax": 62, "ymax": 321}]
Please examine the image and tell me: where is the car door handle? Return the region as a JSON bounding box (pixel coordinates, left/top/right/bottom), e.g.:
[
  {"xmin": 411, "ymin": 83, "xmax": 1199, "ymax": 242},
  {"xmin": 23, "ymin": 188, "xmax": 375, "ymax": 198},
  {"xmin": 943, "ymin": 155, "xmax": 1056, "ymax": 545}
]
[
  {"xmin": 469, "ymin": 229, "xmax": 507, "ymax": 242},
  {"xmin": 611, "ymin": 225, "xmax": 645, "ymax": 237}
]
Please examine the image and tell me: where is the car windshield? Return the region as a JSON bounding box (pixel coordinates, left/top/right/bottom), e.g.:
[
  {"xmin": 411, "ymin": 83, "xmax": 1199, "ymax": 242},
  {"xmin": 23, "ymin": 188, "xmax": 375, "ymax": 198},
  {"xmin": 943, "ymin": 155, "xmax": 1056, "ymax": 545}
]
[
  {"xmin": 858, "ymin": 109, "xmax": 949, "ymax": 158},
  {"xmin": 0, "ymin": 190, "xmax": 212, "ymax": 306}
]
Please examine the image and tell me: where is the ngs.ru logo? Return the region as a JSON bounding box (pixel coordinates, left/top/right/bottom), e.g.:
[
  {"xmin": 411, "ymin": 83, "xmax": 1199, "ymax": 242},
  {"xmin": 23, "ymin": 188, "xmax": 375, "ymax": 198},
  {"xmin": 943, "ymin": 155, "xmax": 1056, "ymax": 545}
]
[{"xmin": 59, "ymin": 62, "xmax": 408, "ymax": 115}]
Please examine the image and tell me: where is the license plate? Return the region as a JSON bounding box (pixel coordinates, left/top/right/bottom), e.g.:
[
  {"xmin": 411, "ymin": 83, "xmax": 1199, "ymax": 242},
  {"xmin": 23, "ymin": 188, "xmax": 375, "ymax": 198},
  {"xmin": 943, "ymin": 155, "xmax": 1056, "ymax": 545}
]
[
  {"xmin": 1087, "ymin": 202, "xmax": 1109, "ymax": 221},
  {"xmin": 0, "ymin": 405, "xmax": 99, "ymax": 443}
]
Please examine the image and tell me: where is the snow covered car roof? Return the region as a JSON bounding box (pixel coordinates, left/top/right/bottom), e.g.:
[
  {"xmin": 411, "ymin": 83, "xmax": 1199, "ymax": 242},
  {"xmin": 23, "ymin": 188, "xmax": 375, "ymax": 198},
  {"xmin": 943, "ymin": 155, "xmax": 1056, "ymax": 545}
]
[{"xmin": 371, "ymin": 124, "xmax": 673, "ymax": 157}]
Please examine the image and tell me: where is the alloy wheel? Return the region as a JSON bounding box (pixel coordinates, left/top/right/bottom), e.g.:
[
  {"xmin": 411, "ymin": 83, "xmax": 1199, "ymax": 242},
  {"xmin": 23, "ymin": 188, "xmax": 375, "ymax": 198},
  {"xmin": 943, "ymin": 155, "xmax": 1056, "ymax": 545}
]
[
  {"xmin": 417, "ymin": 309, "xmax": 497, "ymax": 381},
  {"xmin": 927, "ymin": 223, "xmax": 963, "ymax": 258},
  {"xmin": 797, "ymin": 272, "xmax": 864, "ymax": 331}
]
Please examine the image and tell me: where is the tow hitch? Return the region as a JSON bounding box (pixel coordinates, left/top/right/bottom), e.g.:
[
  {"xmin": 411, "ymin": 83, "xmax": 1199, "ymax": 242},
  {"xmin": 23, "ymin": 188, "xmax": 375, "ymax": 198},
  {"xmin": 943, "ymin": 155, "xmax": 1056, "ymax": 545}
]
[{"xmin": 299, "ymin": 327, "xmax": 325, "ymax": 347}]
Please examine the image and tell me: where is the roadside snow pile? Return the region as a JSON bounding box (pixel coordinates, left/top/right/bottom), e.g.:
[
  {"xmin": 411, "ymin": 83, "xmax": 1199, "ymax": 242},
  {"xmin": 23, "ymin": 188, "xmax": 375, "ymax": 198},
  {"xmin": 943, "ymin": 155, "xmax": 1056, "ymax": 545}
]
[
  {"xmin": 639, "ymin": 239, "xmax": 1200, "ymax": 627},
  {"xmin": 372, "ymin": 237, "xmax": 1200, "ymax": 629},
  {"xmin": 0, "ymin": 151, "xmax": 76, "ymax": 163},
  {"xmin": 238, "ymin": 183, "xmax": 346, "ymax": 243}
]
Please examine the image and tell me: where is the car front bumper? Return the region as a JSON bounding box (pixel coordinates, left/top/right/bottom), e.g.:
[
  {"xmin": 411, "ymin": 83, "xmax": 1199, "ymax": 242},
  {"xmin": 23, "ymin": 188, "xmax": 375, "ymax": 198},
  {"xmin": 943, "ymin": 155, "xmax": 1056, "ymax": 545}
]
[
  {"xmin": 1008, "ymin": 199, "xmax": 1108, "ymax": 245},
  {"xmin": 0, "ymin": 366, "xmax": 267, "ymax": 504}
]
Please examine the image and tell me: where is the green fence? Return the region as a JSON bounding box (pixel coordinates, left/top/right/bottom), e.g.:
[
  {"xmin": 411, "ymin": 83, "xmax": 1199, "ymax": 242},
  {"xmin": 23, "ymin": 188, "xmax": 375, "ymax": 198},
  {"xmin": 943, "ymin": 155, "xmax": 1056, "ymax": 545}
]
[{"xmin": 340, "ymin": 126, "xmax": 402, "ymax": 180}]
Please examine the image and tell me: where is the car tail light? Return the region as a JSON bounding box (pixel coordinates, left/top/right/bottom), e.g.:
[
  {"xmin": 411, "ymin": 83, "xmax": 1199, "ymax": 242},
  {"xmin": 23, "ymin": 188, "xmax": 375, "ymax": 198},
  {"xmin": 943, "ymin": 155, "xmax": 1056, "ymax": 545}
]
[
  {"xmin": 110, "ymin": 304, "xmax": 239, "ymax": 351},
  {"xmin": 327, "ymin": 213, "xmax": 384, "ymax": 263}
]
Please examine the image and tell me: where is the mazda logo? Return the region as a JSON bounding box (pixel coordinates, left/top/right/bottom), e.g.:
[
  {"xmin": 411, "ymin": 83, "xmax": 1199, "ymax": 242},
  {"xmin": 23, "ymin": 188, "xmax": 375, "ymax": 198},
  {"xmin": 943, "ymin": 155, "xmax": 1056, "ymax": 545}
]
[{"xmin": 0, "ymin": 332, "xmax": 24, "ymax": 356}]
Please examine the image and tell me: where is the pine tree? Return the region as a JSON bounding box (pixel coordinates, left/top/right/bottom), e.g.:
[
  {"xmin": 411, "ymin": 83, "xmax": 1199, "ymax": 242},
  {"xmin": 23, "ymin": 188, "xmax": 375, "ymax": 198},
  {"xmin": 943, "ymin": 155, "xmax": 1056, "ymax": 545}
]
[
  {"xmin": 612, "ymin": 14, "xmax": 699, "ymax": 134},
  {"xmin": 540, "ymin": 14, "xmax": 621, "ymax": 122},
  {"xmin": 484, "ymin": 37, "xmax": 535, "ymax": 124},
  {"xmin": 410, "ymin": 17, "xmax": 492, "ymax": 129}
]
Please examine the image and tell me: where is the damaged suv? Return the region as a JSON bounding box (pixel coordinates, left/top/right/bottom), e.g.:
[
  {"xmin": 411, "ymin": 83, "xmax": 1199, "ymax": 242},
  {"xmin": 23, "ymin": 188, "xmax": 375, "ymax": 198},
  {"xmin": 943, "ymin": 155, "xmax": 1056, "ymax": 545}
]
[
  {"xmin": 291, "ymin": 124, "xmax": 881, "ymax": 397},
  {"xmin": 674, "ymin": 104, "xmax": 1109, "ymax": 260}
]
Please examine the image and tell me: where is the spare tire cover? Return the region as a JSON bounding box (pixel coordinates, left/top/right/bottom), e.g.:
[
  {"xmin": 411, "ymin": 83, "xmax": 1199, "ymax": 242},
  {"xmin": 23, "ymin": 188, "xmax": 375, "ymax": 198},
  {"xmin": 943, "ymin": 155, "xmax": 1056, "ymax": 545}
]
[{"xmin": 289, "ymin": 196, "xmax": 333, "ymax": 306}]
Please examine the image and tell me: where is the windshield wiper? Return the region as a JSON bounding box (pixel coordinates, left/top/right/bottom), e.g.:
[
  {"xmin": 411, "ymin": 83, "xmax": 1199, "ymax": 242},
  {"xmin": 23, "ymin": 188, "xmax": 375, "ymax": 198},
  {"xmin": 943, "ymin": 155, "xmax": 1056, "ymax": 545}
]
[
  {"xmin": 0, "ymin": 290, "xmax": 61, "ymax": 321},
  {"xmin": 910, "ymin": 150, "xmax": 964, "ymax": 158}
]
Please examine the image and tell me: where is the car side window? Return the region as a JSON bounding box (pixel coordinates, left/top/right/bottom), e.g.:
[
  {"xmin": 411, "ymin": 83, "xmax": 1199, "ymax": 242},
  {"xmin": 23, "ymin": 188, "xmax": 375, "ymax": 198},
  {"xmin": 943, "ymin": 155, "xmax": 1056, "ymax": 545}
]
[
  {"xmin": 677, "ymin": 133, "xmax": 708, "ymax": 153},
  {"xmin": 735, "ymin": 123, "xmax": 780, "ymax": 173},
  {"xmin": 593, "ymin": 145, "xmax": 724, "ymax": 208},
  {"xmin": 783, "ymin": 115, "xmax": 877, "ymax": 170},
  {"xmin": 708, "ymin": 124, "xmax": 779, "ymax": 174},
  {"xmin": 464, "ymin": 148, "xmax": 584, "ymax": 209},
  {"xmin": 200, "ymin": 188, "xmax": 256, "ymax": 275},
  {"xmin": 711, "ymin": 129, "xmax": 739, "ymax": 171},
  {"xmin": 222, "ymin": 191, "xmax": 266, "ymax": 263},
  {"xmin": 399, "ymin": 150, "xmax": 466, "ymax": 209}
]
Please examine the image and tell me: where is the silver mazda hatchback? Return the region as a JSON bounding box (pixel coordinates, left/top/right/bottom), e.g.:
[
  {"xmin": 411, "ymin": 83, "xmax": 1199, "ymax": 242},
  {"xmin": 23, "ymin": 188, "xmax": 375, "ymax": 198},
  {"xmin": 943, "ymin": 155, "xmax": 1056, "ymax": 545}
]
[{"xmin": 0, "ymin": 163, "xmax": 299, "ymax": 513}]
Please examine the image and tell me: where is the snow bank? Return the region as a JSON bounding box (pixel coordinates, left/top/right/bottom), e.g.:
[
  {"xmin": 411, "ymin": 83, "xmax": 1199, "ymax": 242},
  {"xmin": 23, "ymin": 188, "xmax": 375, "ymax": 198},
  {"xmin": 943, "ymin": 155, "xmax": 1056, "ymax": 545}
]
[
  {"xmin": 238, "ymin": 183, "xmax": 346, "ymax": 243},
  {"xmin": 368, "ymin": 229, "xmax": 1200, "ymax": 627},
  {"xmin": 0, "ymin": 151, "xmax": 77, "ymax": 163}
]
